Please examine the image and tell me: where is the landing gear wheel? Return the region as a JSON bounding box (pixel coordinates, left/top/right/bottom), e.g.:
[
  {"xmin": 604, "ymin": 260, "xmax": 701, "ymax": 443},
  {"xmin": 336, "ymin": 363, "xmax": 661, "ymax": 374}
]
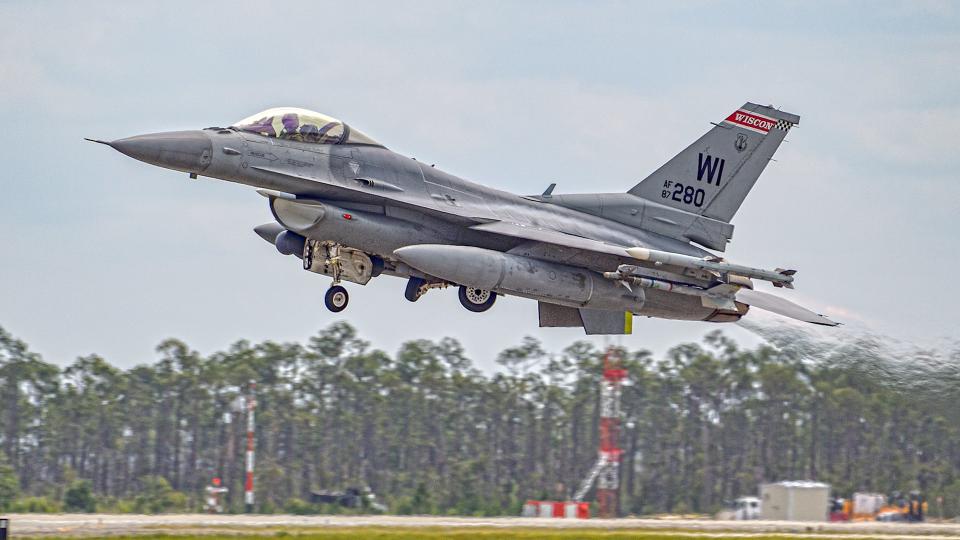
[
  {"xmin": 458, "ymin": 286, "xmax": 497, "ymax": 312},
  {"xmin": 405, "ymin": 277, "xmax": 426, "ymax": 302},
  {"xmin": 325, "ymin": 285, "xmax": 349, "ymax": 312}
]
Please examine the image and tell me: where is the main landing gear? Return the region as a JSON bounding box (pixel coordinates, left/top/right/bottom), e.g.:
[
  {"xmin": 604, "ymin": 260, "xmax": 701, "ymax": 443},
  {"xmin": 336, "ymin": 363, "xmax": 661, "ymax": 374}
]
[
  {"xmin": 404, "ymin": 278, "xmax": 495, "ymax": 312},
  {"xmin": 404, "ymin": 277, "xmax": 451, "ymax": 302},
  {"xmin": 458, "ymin": 286, "xmax": 497, "ymax": 313},
  {"xmin": 404, "ymin": 277, "xmax": 427, "ymax": 302}
]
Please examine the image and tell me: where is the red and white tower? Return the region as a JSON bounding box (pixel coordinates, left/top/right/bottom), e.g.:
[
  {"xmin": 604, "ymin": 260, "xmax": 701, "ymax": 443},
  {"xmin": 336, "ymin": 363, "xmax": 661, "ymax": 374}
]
[
  {"xmin": 244, "ymin": 380, "xmax": 257, "ymax": 513},
  {"xmin": 573, "ymin": 346, "xmax": 626, "ymax": 518},
  {"xmin": 597, "ymin": 348, "xmax": 626, "ymax": 517}
]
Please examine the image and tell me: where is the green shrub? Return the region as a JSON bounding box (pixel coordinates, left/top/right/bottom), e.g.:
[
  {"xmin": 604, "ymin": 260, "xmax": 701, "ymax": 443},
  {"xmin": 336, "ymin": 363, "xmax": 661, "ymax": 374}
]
[
  {"xmin": 64, "ymin": 479, "xmax": 96, "ymax": 512},
  {"xmin": 9, "ymin": 496, "xmax": 61, "ymax": 513},
  {"xmin": 134, "ymin": 475, "xmax": 185, "ymax": 514},
  {"xmin": 0, "ymin": 456, "xmax": 18, "ymax": 511},
  {"xmin": 259, "ymin": 499, "xmax": 277, "ymax": 514},
  {"xmin": 283, "ymin": 497, "xmax": 317, "ymax": 515},
  {"xmin": 95, "ymin": 496, "xmax": 138, "ymax": 513}
]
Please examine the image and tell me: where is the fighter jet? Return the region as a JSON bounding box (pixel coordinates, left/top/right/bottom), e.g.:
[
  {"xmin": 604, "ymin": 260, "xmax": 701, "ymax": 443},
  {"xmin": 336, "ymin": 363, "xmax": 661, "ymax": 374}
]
[{"xmin": 89, "ymin": 102, "xmax": 837, "ymax": 334}]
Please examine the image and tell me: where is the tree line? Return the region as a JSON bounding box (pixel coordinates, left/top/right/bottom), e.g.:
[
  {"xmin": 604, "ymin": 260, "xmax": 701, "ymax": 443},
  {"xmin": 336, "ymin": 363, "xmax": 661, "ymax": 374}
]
[{"xmin": 0, "ymin": 322, "xmax": 958, "ymax": 517}]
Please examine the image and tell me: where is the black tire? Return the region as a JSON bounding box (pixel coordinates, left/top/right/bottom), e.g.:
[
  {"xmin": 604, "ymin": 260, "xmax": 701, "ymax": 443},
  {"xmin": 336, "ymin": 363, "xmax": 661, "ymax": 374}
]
[
  {"xmin": 324, "ymin": 285, "xmax": 349, "ymax": 312},
  {"xmin": 404, "ymin": 277, "xmax": 426, "ymax": 302},
  {"xmin": 458, "ymin": 286, "xmax": 497, "ymax": 312}
]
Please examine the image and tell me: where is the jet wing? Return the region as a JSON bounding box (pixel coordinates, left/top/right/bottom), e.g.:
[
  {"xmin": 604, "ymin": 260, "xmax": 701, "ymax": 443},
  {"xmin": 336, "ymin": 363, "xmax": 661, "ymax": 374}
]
[
  {"xmin": 250, "ymin": 165, "xmax": 497, "ymax": 224},
  {"xmin": 469, "ymin": 221, "xmax": 631, "ymax": 258}
]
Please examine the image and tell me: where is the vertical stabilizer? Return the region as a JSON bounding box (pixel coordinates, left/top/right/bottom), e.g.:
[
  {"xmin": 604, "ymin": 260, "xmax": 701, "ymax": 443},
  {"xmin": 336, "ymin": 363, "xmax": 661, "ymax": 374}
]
[{"xmin": 628, "ymin": 103, "xmax": 798, "ymax": 223}]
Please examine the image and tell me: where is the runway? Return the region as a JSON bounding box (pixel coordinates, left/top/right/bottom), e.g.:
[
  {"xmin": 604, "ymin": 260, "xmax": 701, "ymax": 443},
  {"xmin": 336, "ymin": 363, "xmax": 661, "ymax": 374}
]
[{"xmin": 5, "ymin": 513, "xmax": 960, "ymax": 538}]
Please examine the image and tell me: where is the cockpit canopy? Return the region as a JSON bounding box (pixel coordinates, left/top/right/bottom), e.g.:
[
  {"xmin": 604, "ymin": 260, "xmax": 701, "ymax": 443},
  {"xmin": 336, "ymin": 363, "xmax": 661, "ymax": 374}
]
[{"xmin": 231, "ymin": 107, "xmax": 382, "ymax": 147}]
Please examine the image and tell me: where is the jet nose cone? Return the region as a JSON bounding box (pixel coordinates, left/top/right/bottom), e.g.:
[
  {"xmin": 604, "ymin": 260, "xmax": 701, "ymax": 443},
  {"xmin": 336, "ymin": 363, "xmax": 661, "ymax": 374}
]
[{"xmin": 111, "ymin": 130, "xmax": 213, "ymax": 173}]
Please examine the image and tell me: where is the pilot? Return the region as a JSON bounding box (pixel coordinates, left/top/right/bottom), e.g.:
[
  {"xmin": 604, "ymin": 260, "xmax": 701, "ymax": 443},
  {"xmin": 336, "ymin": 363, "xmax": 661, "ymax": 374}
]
[
  {"xmin": 299, "ymin": 123, "xmax": 321, "ymax": 143},
  {"xmin": 280, "ymin": 113, "xmax": 302, "ymax": 141}
]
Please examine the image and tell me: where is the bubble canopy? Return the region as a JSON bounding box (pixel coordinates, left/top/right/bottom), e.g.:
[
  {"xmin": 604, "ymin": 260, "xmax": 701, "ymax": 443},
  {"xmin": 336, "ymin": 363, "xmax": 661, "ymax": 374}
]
[{"xmin": 231, "ymin": 107, "xmax": 382, "ymax": 146}]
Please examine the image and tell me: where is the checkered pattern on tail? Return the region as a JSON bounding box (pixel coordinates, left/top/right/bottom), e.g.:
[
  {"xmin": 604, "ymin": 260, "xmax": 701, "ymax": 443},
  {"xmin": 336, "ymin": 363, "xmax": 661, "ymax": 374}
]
[{"xmin": 774, "ymin": 119, "xmax": 793, "ymax": 131}]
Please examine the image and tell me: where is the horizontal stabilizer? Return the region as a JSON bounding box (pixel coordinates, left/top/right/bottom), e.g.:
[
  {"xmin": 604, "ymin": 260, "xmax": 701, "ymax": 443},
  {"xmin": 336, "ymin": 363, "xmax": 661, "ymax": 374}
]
[
  {"xmin": 736, "ymin": 289, "xmax": 838, "ymax": 326},
  {"xmin": 702, "ymin": 283, "xmax": 740, "ymax": 311}
]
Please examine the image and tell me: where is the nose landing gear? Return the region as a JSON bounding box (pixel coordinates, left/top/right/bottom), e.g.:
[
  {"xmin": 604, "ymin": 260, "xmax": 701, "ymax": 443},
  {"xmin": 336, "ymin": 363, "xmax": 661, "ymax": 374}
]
[
  {"xmin": 308, "ymin": 241, "xmax": 350, "ymax": 313},
  {"xmin": 325, "ymin": 285, "xmax": 349, "ymax": 313}
]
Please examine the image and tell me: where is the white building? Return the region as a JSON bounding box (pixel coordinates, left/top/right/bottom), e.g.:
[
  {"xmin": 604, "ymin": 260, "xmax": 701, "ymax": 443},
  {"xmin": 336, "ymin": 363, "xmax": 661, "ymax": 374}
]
[{"xmin": 760, "ymin": 481, "xmax": 830, "ymax": 522}]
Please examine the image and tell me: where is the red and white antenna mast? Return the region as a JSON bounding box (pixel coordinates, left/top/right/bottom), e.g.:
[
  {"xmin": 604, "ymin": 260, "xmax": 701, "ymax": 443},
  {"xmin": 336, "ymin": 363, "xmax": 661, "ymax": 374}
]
[
  {"xmin": 244, "ymin": 380, "xmax": 257, "ymax": 513},
  {"xmin": 573, "ymin": 346, "xmax": 626, "ymax": 518},
  {"xmin": 597, "ymin": 347, "xmax": 626, "ymax": 517}
]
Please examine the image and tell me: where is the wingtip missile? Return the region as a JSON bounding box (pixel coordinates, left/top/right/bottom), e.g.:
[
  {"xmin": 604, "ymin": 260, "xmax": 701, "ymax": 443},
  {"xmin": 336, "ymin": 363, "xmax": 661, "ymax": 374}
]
[{"xmin": 628, "ymin": 246, "xmax": 796, "ymax": 288}]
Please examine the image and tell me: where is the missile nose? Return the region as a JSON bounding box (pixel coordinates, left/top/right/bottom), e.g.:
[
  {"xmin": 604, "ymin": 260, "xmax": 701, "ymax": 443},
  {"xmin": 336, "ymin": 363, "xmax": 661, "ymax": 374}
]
[{"xmin": 109, "ymin": 130, "xmax": 213, "ymax": 173}]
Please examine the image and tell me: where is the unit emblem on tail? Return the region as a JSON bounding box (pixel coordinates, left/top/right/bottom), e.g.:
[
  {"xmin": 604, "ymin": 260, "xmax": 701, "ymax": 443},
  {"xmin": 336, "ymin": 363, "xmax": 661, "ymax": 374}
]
[{"xmin": 735, "ymin": 133, "xmax": 748, "ymax": 152}]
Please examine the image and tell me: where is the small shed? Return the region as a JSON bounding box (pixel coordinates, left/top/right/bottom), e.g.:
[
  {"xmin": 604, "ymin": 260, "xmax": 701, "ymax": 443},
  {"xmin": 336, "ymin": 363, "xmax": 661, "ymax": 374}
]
[{"xmin": 760, "ymin": 481, "xmax": 830, "ymax": 522}]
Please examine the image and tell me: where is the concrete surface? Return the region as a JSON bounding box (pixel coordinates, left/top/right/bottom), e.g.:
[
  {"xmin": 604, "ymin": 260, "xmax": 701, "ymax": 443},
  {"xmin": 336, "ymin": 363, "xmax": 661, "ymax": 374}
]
[{"xmin": 3, "ymin": 513, "xmax": 960, "ymax": 537}]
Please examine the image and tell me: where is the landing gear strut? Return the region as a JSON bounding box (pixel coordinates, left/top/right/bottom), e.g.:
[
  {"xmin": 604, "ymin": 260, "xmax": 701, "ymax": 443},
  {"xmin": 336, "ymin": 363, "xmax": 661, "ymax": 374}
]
[
  {"xmin": 307, "ymin": 242, "xmax": 349, "ymax": 312},
  {"xmin": 325, "ymin": 285, "xmax": 349, "ymax": 312},
  {"xmin": 458, "ymin": 286, "xmax": 497, "ymax": 312}
]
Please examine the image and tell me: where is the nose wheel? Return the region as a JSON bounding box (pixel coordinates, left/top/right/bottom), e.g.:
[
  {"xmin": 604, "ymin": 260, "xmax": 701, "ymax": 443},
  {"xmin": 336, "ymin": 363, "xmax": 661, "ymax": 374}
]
[
  {"xmin": 458, "ymin": 286, "xmax": 497, "ymax": 312},
  {"xmin": 325, "ymin": 285, "xmax": 349, "ymax": 312}
]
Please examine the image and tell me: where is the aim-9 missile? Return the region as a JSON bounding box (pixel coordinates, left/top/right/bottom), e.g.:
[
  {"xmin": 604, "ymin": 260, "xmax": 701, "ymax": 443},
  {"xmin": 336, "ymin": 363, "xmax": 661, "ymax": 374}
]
[
  {"xmin": 602, "ymin": 271, "xmax": 741, "ymax": 311},
  {"xmin": 625, "ymin": 247, "xmax": 796, "ymax": 288}
]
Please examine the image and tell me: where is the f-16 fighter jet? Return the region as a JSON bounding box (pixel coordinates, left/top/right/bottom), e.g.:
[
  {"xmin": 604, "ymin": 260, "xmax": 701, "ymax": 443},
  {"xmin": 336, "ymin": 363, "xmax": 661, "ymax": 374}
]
[{"xmin": 89, "ymin": 103, "xmax": 837, "ymax": 334}]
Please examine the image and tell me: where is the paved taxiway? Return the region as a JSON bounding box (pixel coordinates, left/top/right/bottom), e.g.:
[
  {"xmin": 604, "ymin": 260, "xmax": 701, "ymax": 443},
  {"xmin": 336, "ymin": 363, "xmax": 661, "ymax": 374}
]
[{"xmin": 5, "ymin": 513, "xmax": 960, "ymax": 537}]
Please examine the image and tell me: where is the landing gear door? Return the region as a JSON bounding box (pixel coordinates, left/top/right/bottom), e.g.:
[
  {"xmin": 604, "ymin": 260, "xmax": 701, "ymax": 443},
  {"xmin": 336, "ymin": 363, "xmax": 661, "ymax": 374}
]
[{"xmin": 303, "ymin": 240, "xmax": 373, "ymax": 285}]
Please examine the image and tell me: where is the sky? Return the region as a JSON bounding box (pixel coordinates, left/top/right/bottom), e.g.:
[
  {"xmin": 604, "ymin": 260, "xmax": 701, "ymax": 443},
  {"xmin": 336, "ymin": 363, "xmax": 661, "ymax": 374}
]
[{"xmin": 1, "ymin": 1, "xmax": 958, "ymax": 371}]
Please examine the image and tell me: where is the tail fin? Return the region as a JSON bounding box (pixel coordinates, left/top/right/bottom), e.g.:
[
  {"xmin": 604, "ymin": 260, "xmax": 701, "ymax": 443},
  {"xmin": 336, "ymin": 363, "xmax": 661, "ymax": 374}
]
[{"xmin": 628, "ymin": 103, "xmax": 798, "ymax": 223}]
